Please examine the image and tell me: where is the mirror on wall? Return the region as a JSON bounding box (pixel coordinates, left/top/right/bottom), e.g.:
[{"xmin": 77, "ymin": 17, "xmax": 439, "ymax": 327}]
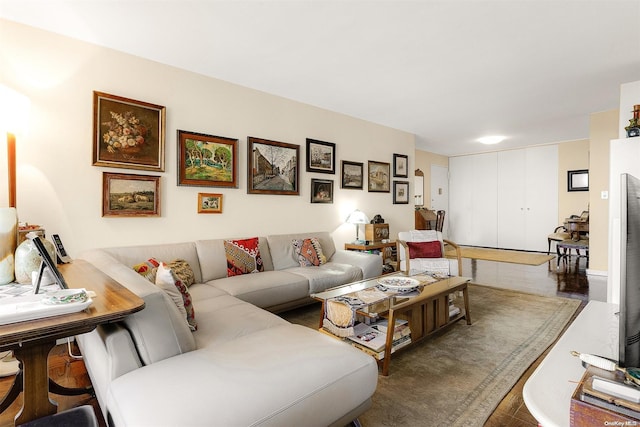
[{"xmin": 414, "ymin": 169, "xmax": 424, "ymax": 206}]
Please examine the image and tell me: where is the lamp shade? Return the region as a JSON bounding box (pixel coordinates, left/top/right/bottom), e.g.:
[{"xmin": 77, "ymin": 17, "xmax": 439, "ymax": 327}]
[
  {"xmin": 345, "ymin": 209, "xmax": 369, "ymax": 224},
  {"xmin": 0, "ymin": 85, "xmax": 30, "ymax": 135}
]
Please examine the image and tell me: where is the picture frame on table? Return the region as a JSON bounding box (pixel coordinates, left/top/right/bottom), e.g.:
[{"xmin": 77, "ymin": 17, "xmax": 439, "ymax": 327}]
[
  {"xmin": 177, "ymin": 130, "xmax": 238, "ymax": 188},
  {"xmin": 306, "ymin": 138, "xmax": 336, "ymax": 174},
  {"xmin": 393, "ymin": 153, "xmax": 408, "ymax": 178},
  {"xmin": 341, "ymin": 160, "xmax": 364, "ymax": 189},
  {"xmin": 393, "ymin": 181, "xmax": 410, "ymax": 204},
  {"xmin": 197, "ymin": 193, "xmax": 223, "ymax": 213},
  {"xmin": 311, "ymin": 179, "xmax": 334, "ymax": 203},
  {"xmin": 102, "ymin": 172, "xmax": 160, "ymax": 217},
  {"xmin": 93, "ymin": 91, "xmax": 166, "ymax": 172},
  {"xmin": 247, "ymin": 137, "xmax": 300, "ymax": 195},
  {"xmin": 368, "ymin": 160, "xmax": 390, "ymax": 192}
]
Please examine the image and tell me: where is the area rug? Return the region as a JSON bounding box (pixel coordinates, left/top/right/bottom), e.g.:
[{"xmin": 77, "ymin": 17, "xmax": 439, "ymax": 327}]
[
  {"xmin": 445, "ymin": 246, "xmax": 555, "ymax": 266},
  {"xmin": 280, "ymin": 284, "xmax": 580, "ymax": 427}
]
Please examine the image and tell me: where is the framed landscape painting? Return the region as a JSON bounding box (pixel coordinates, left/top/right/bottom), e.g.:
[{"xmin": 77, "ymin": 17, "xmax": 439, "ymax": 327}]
[
  {"xmin": 247, "ymin": 137, "xmax": 299, "ymax": 195},
  {"xmin": 341, "ymin": 160, "xmax": 363, "ymax": 189},
  {"xmin": 306, "ymin": 139, "xmax": 335, "ymax": 174},
  {"xmin": 102, "ymin": 172, "xmax": 160, "ymax": 217},
  {"xmin": 198, "ymin": 193, "xmax": 223, "ymax": 213},
  {"xmin": 393, "ymin": 181, "xmax": 409, "ymax": 204},
  {"xmin": 93, "ymin": 91, "xmax": 166, "ymax": 172},
  {"xmin": 393, "ymin": 153, "xmax": 408, "ymax": 178},
  {"xmin": 368, "ymin": 161, "xmax": 390, "ymax": 192},
  {"xmin": 177, "ymin": 130, "xmax": 238, "ymax": 187}
]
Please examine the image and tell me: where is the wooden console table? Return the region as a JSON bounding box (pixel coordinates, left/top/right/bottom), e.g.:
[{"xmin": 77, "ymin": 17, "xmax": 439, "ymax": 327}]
[
  {"xmin": 0, "ymin": 260, "xmax": 145, "ymax": 425},
  {"xmin": 345, "ymin": 241, "xmax": 397, "ymax": 272}
]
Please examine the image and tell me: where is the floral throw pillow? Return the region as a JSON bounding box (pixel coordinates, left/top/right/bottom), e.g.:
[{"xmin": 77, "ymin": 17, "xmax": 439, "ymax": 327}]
[
  {"xmin": 156, "ymin": 263, "xmax": 197, "ymax": 331},
  {"xmin": 166, "ymin": 259, "xmax": 195, "ymax": 287},
  {"xmin": 292, "ymin": 237, "xmax": 327, "ymax": 267},
  {"xmin": 224, "ymin": 237, "xmax": 264, "ymax": 277}
]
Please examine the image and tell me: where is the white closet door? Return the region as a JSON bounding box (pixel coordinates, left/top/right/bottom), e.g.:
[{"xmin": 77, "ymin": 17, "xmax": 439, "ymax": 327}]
[
  {"xmin": 449, "ymin": 153, "xmax": 498, "ymax": 247},
  {"xmin": 524, "ymin": 145, "xmax": 558, "ymax": 252},
  {"xmin": 497, "ymin": 150, "xmax": 526, "ymax": 249}
]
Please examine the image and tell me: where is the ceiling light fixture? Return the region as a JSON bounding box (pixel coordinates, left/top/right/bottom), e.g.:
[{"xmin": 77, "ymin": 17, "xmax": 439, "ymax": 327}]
[{"xmin": 477, "ymin": 136, "xmax": 506, "ymax": 145}]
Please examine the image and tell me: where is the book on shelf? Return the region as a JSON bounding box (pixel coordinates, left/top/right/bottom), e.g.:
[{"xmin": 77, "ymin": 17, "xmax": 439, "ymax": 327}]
[
  {"xmin": 371, "ymin": 319, "xmax": 411, "ymax": 341},
  {"xmin": 449, "ymin": 305, "xmax": 461, "ymax": 318},
  {"xmin": 349, "ymin": 334, "xmax": 412, "ymax": 360},
  {"xmin": 347, "ymin": 322, "xmax": 388, "ymax": 352}
]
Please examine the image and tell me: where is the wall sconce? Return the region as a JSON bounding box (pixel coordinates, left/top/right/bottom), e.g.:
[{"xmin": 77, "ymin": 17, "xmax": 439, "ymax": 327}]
[{"xmin": 345, "ymin": 209, "xmax": 369, "ymax": 244}]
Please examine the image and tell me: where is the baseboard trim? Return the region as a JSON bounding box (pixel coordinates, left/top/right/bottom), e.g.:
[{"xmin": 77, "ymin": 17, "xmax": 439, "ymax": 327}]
[{"xmin": 586, "ymin": 269, "xmax": 607, "ymax": 277}]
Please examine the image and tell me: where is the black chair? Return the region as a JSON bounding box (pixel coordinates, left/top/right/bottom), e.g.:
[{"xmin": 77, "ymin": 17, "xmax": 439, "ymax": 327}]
[{"xmin": 435, "ymin": 210, "xmax": 445, "ymax": 232}]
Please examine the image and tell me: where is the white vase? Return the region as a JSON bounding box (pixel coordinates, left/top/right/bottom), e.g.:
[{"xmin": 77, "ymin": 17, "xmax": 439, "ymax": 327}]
[
  {"xmin": 0, "ymin": 208, "xmax": 18, "ymax": 285},
  {"xmin": 14, "ymin": 237, "xmax": 56, "ymax": 285}
]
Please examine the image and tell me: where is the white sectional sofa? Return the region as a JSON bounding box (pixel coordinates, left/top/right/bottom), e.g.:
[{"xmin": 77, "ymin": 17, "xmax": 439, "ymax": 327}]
[{"xmin": 77, "ymin": 232, "xmax": 381, "ymax": 427}]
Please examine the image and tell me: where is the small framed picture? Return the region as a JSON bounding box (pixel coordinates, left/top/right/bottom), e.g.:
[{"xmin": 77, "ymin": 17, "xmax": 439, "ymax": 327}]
[
  {"xmin": 198, "ymin": 193, "xmax": 223, "ymax": 213},
  {"xmin": 393, "ymin": 154, "xmax": 408, "ymax": 178},
  {"xmin": 177, "ymin": 130, "xmax": 238, "ymax": 188},
  {"xmin": 247, "ymin": 137, "xmax": 300, "ymax": 195},
  {"xmin": 368, "ymin": 161, "xmax": 390, "ymax": 192},
  {"xmin": 311, "ymin": 179, "xmax": 334, "ymax": 203},
  {"xmin": 306, "ymin": 139, "xmax": 336, "ymax": 174},
  {"xmin": 93, "ymin": 91, "xmax": 166, "ymax": 172},
  {"xmin": 102, "ymin": 172, "xmax": 160, "ymax": 217},
  {"xmin": 393, "ymin": 181, "xmax": 410, "ymax": 204},
  {"xmin": 341, "ymin": 160, "xmax": 364, "ymax": 189}
]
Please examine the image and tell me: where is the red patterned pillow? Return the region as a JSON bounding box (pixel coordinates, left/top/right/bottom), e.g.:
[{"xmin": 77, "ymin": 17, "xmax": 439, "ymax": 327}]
[
  {"xmin": 407, "ymin": 241, "xmax": 442, "ymax": 258},
  {"xmin": 132, "ymin": 258, "xmax": 160, "ymax": 282},
  {"xmin": 224, "ymin": 237, "xmax": 264, "ymax": 277},
  {"xmin": 292, "ymin": 238, "xmax": 326, "ymax": 267}
]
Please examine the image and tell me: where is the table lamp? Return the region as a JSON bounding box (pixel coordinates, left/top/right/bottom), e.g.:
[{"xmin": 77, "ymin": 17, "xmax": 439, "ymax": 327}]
[{"xmin": 345, "ymin": 209, "xmax": 369, "ymax": 244}]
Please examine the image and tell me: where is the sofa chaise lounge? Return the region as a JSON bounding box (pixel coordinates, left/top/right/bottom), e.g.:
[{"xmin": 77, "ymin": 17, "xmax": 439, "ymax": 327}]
[{"xmin": 76, "ymin": 231, "xmax": 381, "ymax": 426}]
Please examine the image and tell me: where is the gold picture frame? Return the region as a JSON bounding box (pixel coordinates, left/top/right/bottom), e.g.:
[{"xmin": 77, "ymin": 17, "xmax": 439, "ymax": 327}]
[
  {"xmin": 198, "ymin": 193, "xmax": 223, "ymax": 214},
  {"xmin": 93, "ymin": 91, "xmax": 166, "ymax": 172},
  {"xmin": 102, "ymin": 172, "xmax": 160, "ymax": 217}
]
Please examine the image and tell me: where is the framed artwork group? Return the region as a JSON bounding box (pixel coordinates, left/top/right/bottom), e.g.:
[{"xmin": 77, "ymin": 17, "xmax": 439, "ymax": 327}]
[{"xmin": 93, "ymin": 90, "xmax": 414, "ymax": 215}]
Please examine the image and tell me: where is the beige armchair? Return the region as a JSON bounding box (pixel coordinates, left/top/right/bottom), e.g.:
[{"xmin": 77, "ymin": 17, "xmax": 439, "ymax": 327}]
[{"xmin": 397, "ymin": 230, "xmax": 462, "ymax": 276}]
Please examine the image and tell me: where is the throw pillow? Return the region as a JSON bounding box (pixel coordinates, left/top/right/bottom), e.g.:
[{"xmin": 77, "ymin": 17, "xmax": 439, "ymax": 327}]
[
  {"xmin": 224, "ymin": 237, "xmax": 264, "ymax": 277},
  {"xmin": 155, "ymin": 263, "xmax": 197, "ymax": 331},
  {"xmin": 132, "ymin": 258, "xmax": 160, "ymax": 282},
  {"xmin": 166, "ymin": 259, "xmax": 195, "ymax": 287},
  {"xmin": 407, "ymin": 241, "xmax": 442, "ymax": 259},
  {"xmin": 292, "ymin": 237, "xmax": 327, "ymax": 267}
]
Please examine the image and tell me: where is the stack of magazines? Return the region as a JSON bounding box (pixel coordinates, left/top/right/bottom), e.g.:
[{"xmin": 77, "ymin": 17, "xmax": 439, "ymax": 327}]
[{"xmin": 346, "ymin": 319, "xmax": 411, "ymax": 360}]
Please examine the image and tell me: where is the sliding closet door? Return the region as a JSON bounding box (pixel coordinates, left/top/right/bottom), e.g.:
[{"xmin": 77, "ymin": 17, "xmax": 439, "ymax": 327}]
[
  {"xmin": 497, "ymin": 145, "xmax": 558, "ymax": 251},
  {"xmin": 449, "ymin": 153, "xmax": 498, "ymax": 247}
]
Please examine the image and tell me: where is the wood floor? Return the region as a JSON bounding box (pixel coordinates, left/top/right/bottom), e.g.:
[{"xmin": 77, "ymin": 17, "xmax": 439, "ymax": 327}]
[{"xmin": 0, "ymin": 254, "xmax": 602, "ymax": 427}]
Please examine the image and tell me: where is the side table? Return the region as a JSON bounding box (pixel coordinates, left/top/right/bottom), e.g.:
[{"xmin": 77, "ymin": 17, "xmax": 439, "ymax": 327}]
[
  {"xmin": 344, "ymin": 241, "xmax": 397, "ymax": 272},
  {"xmin": 0, "ymin": 260, "xmax": 145, "ymax": 425}
]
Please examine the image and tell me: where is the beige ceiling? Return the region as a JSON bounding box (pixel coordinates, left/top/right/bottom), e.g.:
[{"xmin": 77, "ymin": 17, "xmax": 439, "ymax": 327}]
[{"xmin": 1, "ymin": 0, "xmax": 639, "ymax": 156}]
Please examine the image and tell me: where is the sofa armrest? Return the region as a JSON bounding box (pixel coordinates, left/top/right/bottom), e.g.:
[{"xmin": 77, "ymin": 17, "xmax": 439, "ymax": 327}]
[
  {"xmin": 329, "ymin": 250, "xmax": 382, "ymax": 279},
  {"xmin": 97, "ymin": 323, "xmax": 143, "ymax": 378}
]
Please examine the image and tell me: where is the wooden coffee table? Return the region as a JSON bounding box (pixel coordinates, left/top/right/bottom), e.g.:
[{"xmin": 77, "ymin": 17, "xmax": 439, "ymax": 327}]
[{"xmin": 312, "ymin": 272, "xmax": 471, "ymax": 375}]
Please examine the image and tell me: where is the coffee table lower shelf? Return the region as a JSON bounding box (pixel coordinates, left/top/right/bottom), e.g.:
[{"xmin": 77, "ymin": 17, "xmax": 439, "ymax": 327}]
[{"xmin": 318, "ymin": 277, "xmax": 471, "ymax": 376}]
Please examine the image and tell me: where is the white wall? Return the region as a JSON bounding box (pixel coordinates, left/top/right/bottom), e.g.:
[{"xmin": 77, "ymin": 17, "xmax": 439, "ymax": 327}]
[
  {"xmin": 0, "ymin": 20, "xmax": 415, "ymax": 256},
  {"xmin": 608, "ymin": 80, "xmax": 640, "ymax": 304}
]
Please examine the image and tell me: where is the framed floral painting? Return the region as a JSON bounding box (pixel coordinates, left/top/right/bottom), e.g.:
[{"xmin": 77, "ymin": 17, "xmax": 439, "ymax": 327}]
[
  {"xmin": 93, "ymin": 91, "xmax": 166, "ymax": 171},
  {"xmin": 102, "ymin": 172, "xmax": 160, "ymax": 217}
]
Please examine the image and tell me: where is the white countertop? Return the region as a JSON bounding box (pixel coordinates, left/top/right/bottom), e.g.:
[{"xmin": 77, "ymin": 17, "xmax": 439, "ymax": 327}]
[{"xmin": 523, "ymin": 300, "xmax": 619, "ymax": 427}]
